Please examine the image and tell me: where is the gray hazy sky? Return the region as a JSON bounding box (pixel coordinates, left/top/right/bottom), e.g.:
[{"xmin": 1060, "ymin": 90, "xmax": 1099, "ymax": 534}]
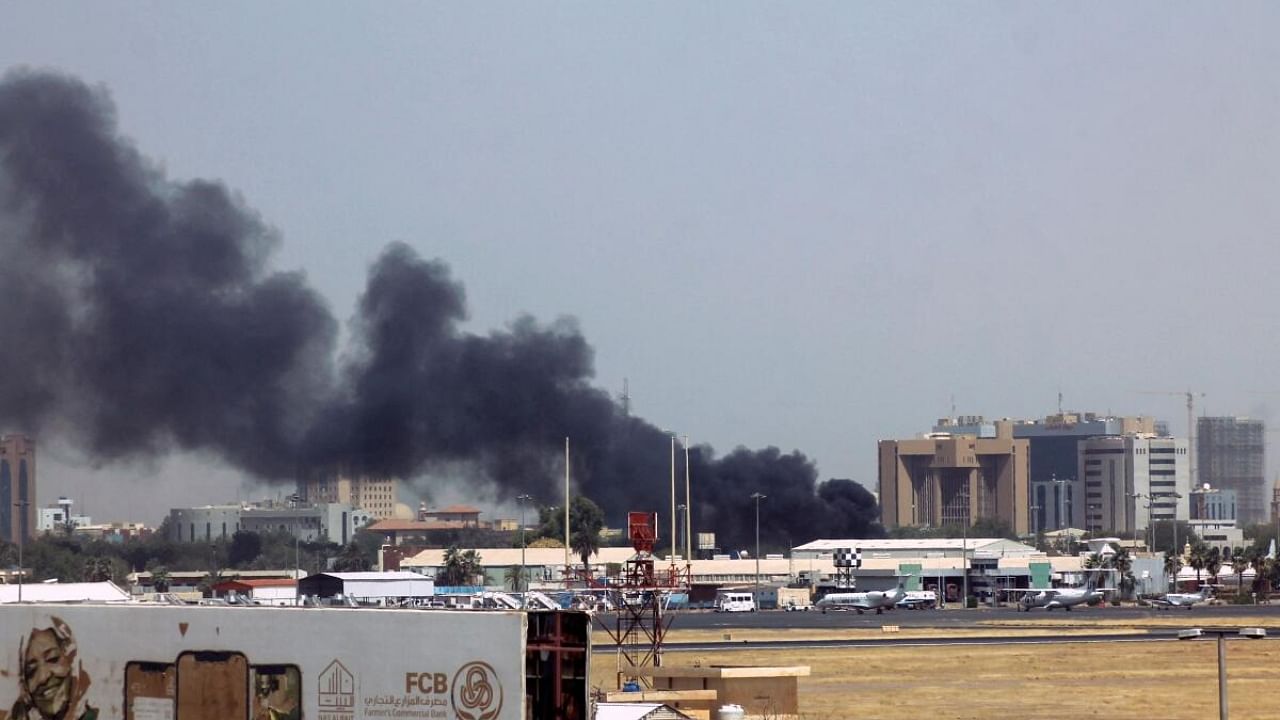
[{"xmin": 3, "ymin": 4, "xmax": 1280, "ymax": 522}]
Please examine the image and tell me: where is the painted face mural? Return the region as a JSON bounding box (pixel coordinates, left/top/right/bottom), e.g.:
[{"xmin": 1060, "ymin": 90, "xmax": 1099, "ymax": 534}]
[
  {"xmin": 23, "ymin": 629, "xmax": 72, "ymax": 717},
  {"xmin": 11, "ymin": 618, "xmax": 96, "ymax": 720}
]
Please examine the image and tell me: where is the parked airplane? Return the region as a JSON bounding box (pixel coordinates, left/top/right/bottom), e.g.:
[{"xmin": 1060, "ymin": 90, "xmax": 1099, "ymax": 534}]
[
  {"xmin": 1150, "ymin": 586, "xmax": 1213, "ymax": 609},
  {"xmin": 1010, "ymin": 572, "xmax": 1107, "ymax": 612},
  {"xmin": 816, "ymin": 577, "xmax": 908, "ymax": 614}
]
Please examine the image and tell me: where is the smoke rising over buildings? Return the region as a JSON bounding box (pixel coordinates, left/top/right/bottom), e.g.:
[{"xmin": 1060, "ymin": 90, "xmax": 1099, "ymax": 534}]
[{"xmin": 0, "ymin": 68, "xmax": 880, "ymax": 548}]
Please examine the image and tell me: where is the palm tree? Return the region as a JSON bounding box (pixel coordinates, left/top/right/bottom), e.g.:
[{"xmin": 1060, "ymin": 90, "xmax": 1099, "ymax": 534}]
[
  {"xmin": 1163, "ymin": 552, "xmax": 1181, "ymax": 591},
  {"xmin": 1110, "ymin": 548, "xmax": 1134, "ymax": 600},
  {"xmin": 504, "ymin": 565, "xmax": 525, "ymax": 592},
  {"xmin": 1246, "ymin": 548, "xmax": 1267, "ymax": 598},
  {"xmin": 568, "ymin": 497, "xmax": 604, "ymax": 582},
  {"xmin": 439, "ymin": 546, "xmax": 465, "ymax": 586},
  {"xmin": 1205, "ymin": 547, "xmax": 1223, "ymax": 588},
  {"xmin": 1084, "ymin": 552, "xmax": 1103, "ymax": 570},
  {"xmin": 151, "ymin": 565, "xmax": 172, "ymax": 593},
  {"xmin": 82, "ymin": 556, "xmax": 114, "ymax": 583},
  {"xmin": 460, "ymin": 550, "xmax": 483, "ymax": 586},
  {"xmin": 1230, "ymin": 547, "xmax": 1249, "ymax": 597},
  {"xmin": 1188, "ymin": 544, "xmax": 1209, "ymax": 588}
]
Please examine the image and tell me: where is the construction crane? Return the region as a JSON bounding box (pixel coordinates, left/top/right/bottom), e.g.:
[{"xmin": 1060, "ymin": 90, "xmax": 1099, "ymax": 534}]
[{"xmin": 1133, "ymin": 389, "xmax": 1205, "ymax": 487}]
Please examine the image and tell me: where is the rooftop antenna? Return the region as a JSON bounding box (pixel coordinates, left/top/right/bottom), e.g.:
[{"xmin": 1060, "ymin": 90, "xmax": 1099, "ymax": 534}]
[
  {"xmin": 950, "ymin": 394, "xmax": 956, "ymax": 418},
  {"xmin": 620, "ymin": 378, "xmax": 631, "ymax": 417},
  {"xmin": 1058, "ymin": 390, "xmax": 1063, "ymax": 414}
]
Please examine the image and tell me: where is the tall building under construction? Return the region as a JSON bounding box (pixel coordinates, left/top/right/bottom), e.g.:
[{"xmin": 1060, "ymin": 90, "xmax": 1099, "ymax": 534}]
[{"xmin": 1197, "ymin": 416, "xmax": 1266, "ymax": 524}]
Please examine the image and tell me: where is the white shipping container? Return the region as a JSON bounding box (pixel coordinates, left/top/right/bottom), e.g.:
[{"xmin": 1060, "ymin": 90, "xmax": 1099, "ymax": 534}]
[{"xmin": 0, "ymin": 603, "xmax": 589, "ymax": 720}]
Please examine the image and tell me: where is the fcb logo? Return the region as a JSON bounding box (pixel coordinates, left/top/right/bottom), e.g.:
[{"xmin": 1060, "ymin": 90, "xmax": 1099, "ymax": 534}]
[{"xmin": 451, "ymin": 661, "xmax": 503, "ymax": 720}]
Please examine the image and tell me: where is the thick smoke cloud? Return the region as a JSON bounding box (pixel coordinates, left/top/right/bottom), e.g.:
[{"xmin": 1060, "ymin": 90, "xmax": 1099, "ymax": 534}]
[{"xmin": 0, "ymin": 69, "xmax": 883, "ymax": 547}]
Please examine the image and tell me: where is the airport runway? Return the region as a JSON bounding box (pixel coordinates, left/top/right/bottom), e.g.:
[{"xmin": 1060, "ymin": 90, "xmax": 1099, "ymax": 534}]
[
  {"xmin": 658, "ymin": 602, "xmax": 1280, "ymax": 631},
  {"xmin": 584, "ymin": 605, "xmax": 1280, "ymax": 651}
]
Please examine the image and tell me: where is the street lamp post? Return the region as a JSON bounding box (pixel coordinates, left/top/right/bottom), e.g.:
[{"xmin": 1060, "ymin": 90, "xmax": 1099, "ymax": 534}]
[
  {"xmin": 1128, "ymin": 493, "xmax": 1148, "ymax": 548},
  {"xmin": 1153, "ymin": 491, "xmax": 1184, "ymax": 590},
  {"xmin": 669, "ymin": 433, "xmax": 677, "ymax": 562},
  {"xmin": 1178, "ymin": 627, "xmax": 1267, "ymax": 720},
  {"xmin": 751, "ymin": 493, "xmax": 766, "ymax": 607},
  {"xmin": 517, "ymin": 495, "xmax": 533, "ymax": 598},
  {"xmin": 675, "ymin": 504, "xmax": 686, "ymax": 561},
  {"xmin": 287, "ymin": 494, "xmax": 302, "ymax": 606},
  {"xmin": 1052, "ymin": 476, "xmax": 1071, "ymax": 550},
  {"xmin": 13, "ymin": 501, "xmax": 28, "ymax": 602},
  {"xmin": 683, "ymin": 435, "xmax": 692, "ymax": 570}
]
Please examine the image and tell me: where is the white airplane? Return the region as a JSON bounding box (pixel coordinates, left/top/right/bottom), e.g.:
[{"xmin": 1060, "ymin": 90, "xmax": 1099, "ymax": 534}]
[
  {"xmin": 1150, "ymin": 586, "xmax": 1213, "ymax": 610},
  {"xmin": 816, "ymin": 577, "xmax": 908, "ymax": 615},
  {"xmin": 1010, "ymin": 572, "xmax": 1106, "ymax": 612}
]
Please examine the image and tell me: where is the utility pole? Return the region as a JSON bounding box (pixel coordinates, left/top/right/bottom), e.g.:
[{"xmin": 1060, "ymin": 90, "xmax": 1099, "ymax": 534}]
[
  {"xmin": 564, "ymin": 438, "xmax": 570, "ymax": 583},
  {"xmin": 518, "ymin": 495, "xmax": 533, "ymax": 598},
  {"xmin": 751, "ymin": 493, "xmax": 766, "ymax": 607},
  {"xmin": 13, "ymin": 501, "xmax": 28, "ymax": 603},
  {"xmin": 669, "ymin": 434, "xmax": 677, "ymax": 561},
  {"xmin": 683, "ymin": 435, "xmax": 692, "ymax": 569}
]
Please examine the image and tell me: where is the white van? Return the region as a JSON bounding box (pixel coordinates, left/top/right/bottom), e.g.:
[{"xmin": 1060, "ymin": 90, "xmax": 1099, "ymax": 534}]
[{"xmin": 715, "ymin": 592, "xmax": 757, "ymax": 612}]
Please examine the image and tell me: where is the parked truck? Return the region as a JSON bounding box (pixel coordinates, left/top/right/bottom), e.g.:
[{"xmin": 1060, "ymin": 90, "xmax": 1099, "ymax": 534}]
[
  {"xmin": 0, "ymin": 603, "xmax": 589, "ymax": 720},
  {"xmin": 777, "ymin": 587, "xmax": 813, "ymax": 612}
]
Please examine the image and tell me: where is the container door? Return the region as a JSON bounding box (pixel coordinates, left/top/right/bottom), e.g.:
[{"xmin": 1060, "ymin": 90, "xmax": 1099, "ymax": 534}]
[
  {"xmin": 176, "ymin": 651, "xmax": 249, "ymax": 720},
  {"xmin": 126, "ymin": 662, "xmax": 176, "ymax": 720}
]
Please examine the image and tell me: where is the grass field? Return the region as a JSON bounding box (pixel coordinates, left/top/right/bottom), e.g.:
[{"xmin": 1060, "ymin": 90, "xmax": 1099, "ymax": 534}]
[{"xmin": 593, "ymin": 626, "xmax": 1280, "ymax": 719}]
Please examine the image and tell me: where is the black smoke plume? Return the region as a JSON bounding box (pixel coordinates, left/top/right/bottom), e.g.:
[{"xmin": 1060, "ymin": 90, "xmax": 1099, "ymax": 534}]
[{"xmin": 0, "ymin": 68, "xmax": 883, "ymax": 547}]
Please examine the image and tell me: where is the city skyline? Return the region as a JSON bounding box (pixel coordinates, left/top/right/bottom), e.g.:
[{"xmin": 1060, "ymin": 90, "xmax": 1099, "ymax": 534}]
[{"xmin": 3, "ymin": 6, "xmax": 1280, "ymax": 522}]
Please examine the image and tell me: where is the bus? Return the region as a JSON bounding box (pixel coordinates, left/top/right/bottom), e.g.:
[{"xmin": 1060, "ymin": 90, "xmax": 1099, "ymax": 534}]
[{"xmin": 715, "ymin": 592, "xmax": 757, "ymax": 612}]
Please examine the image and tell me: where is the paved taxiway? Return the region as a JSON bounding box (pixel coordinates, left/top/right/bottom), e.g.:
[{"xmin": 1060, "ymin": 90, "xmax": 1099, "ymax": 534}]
[
  {"xmin": 592, "ymin": 604, "xmax": 1280, "ymax": 650},
  {"xmin": 662, "ymin": 602, "xmax": 1280, "ymax": 631}
]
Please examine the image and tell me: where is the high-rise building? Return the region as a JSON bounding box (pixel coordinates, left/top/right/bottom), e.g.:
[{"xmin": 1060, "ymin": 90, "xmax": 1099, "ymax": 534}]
[
  {"xmin": 0, "ymin": 435, "xmax": 35, "ymax": 543},
  {"xmin": 934, "ymin": 413, "xmax": 1161, "ymax": 532},
  {"xmin": 1077, "ymin": 435, "xmax": 1189, "ymax": 535},
  {"xmin": 1197, "ymin": 417, "xmax": 1265, "ymax": 524},
  {"xmin": 878, "ymin": 431, "xmax": 1029, "ymax": 534},
  {"xmin": 298, "ymin": 469, "xmax": 399, "ymax": 520}
]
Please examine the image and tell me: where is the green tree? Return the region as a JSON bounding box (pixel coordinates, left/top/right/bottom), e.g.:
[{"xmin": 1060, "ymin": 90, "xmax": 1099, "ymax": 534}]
[
  {"xmin": 227, "ymin": 531, "xmax": 263, "ymax": 568},
  {"xmin": 149, "ymin": 565, "xmax": 172, "ymax": 593},
  {"xmin": 1205, "ymin": 547, "xmax": 1223, "ymax": 586},
  {"xmin": 331, "ymin": 542, "xmax": 371, "ymax": 572},
  {"xmin": 1084, "ymin": 553, "xmax": 1104, "ymax": 569},
  {"xmin": 1109, "ymin": 548, "xmax": 1134, "ymax": 599},
  {"xmin": 969, "ymin": 517, "xmax": 1019, "ymax": 541},
  {"xmin": 1230, "ymin": 547, "xmax": 1249, "ymax": 597},
  {"xmin": 460, "ymin": 549, "xmax": 483, "ymax": 585},
  {"xmin": 1163, "ymin": 551, "xmax": 1181, "ymax": 590},
  {"xmin": 439, "ymin": 546, "xmax": 465, "ymax": 586},
  {"xmin": 504, "ymin": 565, "xmax": 525, "ymax": 592},
  {"xmin": 81, "ymin": 556, "xmax": 115, "ymax": 583},
  {"xmin": 1188, "ymin": 543, "xmax": 1209, "ymax": 586},
  {"xmin": 569, "ymin": 497, "xmax": 604, "ymax": 580}
]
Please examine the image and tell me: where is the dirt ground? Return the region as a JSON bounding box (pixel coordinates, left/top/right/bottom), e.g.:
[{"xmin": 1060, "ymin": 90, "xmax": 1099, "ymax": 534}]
[{"xmin": 593, "ymin": 631, "xmax": 1280, "ymax": 719}]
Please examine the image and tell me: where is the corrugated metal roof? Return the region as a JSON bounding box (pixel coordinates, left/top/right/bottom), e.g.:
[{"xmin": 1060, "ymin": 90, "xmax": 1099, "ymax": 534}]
[
  {"xmin": 403, "ymin": 547, "xmax": 637, "ymax": 568},
  {"xmin": 793, "ymin": 538, "xmax": 1014, "ymax": 552},
  {"xmin": 595, "ymin": 703, "xmax": 691, "ymax": 720},
  {"xmin": 0, "ymin": 581, "xmax": 132, "ymax": 604},
  {"xmin": 318, "ymin": 572, "xmax": 426, "ymax": 581},
  {"xmin": 213, "ymin": 579, "xmax": 297, "ymax": 589}
]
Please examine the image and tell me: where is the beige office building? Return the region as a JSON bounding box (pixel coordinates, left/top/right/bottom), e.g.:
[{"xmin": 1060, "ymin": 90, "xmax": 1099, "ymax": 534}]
[
  {"xmin": 878, "ymin": 431, "xmax": 1029, "ymax": 534},
  {"xmin": 299, "ymin": 469, "xmax": 399, "ymax": 520}
]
